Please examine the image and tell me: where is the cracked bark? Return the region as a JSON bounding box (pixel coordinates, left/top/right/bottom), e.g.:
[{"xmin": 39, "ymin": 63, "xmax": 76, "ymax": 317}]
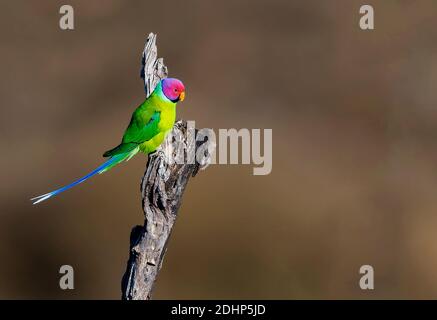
[{"xmin": 121, "ymin": 33, "xmax": 213, "ymax": 300}]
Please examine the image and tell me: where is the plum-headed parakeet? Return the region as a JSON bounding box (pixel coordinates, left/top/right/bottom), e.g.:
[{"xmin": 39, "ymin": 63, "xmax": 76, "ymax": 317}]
[{"xmin": 31, "ymin": 78, "xmax": 185, "ymax": 204}]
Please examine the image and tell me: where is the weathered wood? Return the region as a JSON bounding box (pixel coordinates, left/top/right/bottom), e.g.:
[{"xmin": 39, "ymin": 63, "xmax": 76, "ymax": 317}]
[
  {"xmin": 121, "ymin": 33, "xmax": 213, "ymax": 300},
  {"xmin": 140, "ymin": 33, "xmax": 168, "ymax": 97}
]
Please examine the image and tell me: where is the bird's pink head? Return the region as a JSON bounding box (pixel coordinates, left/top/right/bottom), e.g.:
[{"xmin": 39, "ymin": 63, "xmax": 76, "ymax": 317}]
[{"xmin": 161, "ymin": 78, "xmax": 185, "ymax": 103}]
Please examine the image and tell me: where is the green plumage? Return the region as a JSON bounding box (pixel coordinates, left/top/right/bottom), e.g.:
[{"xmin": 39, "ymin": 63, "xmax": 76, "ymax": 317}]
[
  {"xmin": 103, "ymin": 81, "xmax": 176, "ymax": 157},
  {"xmin": 31, "ymin": 79, "xmax": 183, "ymax": 204}
]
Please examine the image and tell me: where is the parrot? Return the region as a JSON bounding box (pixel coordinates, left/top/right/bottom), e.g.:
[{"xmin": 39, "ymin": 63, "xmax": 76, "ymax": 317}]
[{"xmin": 31, "ymin": 78, "xmax": 185, "ymax": 204}]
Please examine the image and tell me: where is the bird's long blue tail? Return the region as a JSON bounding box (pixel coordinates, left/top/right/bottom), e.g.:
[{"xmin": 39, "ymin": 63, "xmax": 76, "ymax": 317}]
[{"xmin": 31, "ymin": 149, "xmax": 138, "ymax": 205}]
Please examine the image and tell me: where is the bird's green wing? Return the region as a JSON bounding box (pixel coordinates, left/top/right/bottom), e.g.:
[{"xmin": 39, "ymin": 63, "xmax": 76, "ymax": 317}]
[
  {"xmin": 103, "ymin": 111, "xmax": 161, "ymax": 157},
  {"xmin": 122, "ymin": 110, "xmax": 161, "ymax": 144}
]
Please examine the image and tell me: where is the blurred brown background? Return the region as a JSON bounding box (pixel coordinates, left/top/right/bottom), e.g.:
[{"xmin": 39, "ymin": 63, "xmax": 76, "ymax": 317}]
[{"xmin": 1, "ymin": 0, "xmax": 437, "ymax": 299}]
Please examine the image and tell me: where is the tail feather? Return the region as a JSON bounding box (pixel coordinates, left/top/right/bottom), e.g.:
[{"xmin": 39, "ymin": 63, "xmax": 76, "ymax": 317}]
[{"xmin": 31, "ymin": 148, "xmax": 139, "ymax": 205}]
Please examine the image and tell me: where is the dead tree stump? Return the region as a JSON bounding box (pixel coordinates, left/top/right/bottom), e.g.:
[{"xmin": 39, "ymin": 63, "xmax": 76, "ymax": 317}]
[{"xmin": 121, "ymin": 33, "xmax": 214, "ymax": 300}]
